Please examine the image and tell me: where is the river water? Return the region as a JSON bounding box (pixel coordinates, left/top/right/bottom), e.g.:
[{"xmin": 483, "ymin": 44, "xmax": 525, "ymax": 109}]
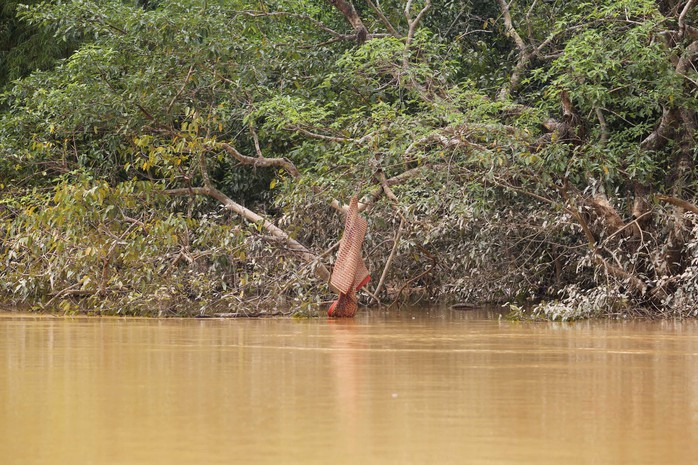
[{"xmin": 1, "ymin": 308, "xmax": 698, "ymax": 465}]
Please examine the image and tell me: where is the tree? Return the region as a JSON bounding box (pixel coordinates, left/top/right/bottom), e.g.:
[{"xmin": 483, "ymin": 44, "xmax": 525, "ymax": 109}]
[{"xmin": 1, "ymin": 0, "xmax": 697, "ymax": 318}]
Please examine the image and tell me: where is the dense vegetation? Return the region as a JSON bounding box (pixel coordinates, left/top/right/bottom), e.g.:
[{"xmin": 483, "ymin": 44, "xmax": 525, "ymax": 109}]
[{"xmin": 1, "ymin": 0, "xmax": 697, "ymax": 318}]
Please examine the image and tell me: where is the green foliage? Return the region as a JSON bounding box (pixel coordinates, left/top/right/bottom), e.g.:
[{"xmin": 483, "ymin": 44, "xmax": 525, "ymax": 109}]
[
  {"xmin": 1, "ymin": 0, "xmax": 698, "ymax": 317},
  {"xmin": 0, "ymin": 0, "xmax": 78, "ymax": 91},
  {"xmin": 534, "ymin": 0, "xmax": 686, "ymax": 184}
]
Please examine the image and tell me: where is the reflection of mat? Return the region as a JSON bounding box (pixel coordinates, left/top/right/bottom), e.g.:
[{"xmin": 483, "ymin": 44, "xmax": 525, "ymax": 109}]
[{"xmin": 328, "ymin": 196, "xmax": 371, "ymax": 317}]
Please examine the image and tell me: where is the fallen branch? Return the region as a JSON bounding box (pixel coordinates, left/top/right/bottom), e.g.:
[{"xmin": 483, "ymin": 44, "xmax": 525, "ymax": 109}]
[
  {"xmin": 164, "ymin": 186, "xmax": 332, "ymax": 284},
  {"xmin": 212, "ymin": 311, "xmax": 292, "ymax": 318}
]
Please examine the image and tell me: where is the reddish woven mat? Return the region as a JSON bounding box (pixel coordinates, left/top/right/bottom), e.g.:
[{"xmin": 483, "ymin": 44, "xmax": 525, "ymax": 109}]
[{"xmin": 329, "ymin": 196, "xmax": 370, "ymax": 317}]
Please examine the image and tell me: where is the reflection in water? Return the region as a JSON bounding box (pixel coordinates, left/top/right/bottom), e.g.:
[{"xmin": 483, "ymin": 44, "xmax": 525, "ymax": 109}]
[{"xmin": 0, "ymin": 311, "xmax": 697, "ymax": 465}]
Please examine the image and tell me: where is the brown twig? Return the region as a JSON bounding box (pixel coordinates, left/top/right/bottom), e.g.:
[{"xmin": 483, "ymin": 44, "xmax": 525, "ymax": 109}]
[{"xmin": 374, "ymin": 217, "xmax": 405, "ymax": 300}]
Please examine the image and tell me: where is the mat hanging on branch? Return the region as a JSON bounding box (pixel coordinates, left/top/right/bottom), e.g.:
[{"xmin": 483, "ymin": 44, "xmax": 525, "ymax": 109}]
[{"xmin": 328, "ymin": 196, "xmax": 371, "ymax": 317}]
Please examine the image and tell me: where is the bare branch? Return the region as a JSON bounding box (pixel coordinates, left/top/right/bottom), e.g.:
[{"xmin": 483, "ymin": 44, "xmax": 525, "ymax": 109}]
[
  {"xmin": 679, "ymin": 0, "xmax": 697, "ymax": 39},
  {"xmin": 495, "ymin": 0, "xmax": 531, "ymax": 100},
  {"xmin": 164, "ymin": 186, "xmax": 333, "ymax": 284},
  {"xmin": 640, "ymin": 40, "xmax": 698, "ymax": 153},
  {"xmin": 588, "ymin": 193, "xmax": 626, "ymax": 235},
  {"xmin": 641, "ymin": 107, "xmax": 678, "ymax": 151},
  {"xmin": 595, "ymin": 107, "xmax": 608, "ymax": 145},
  {"xmin": 219, "ymin": 142, "xmax": 300, "ymax": 178},
  {"xmin": 378, "ymin": 170, "xmax": 400, "ymax": 203},
  {"xmin": 525, "ymin": 0, "xmax": 539, "ymax": 38},
  {"xmin": 676, "ymin": 39, "xmax": 698, "ymax": 82},
  {"xmin": 249, "ymin": 124, "xmax": 263, "ymax": 158},
  {"xmin": 293, "ymin": 126, "xmax": 356, "ymax": 143},
  {"xmin": 495, "ymin": 0, "xmax": 569, "ymax": 100},
  {"xmin": 199, "ymin": 152, "xmax": 212, "ymax": 188},
  {"xmin": 374, "ymin": 217, "xmax": 405, "ymax": 299},
  {"xmin": 405, "ymin": 0, "xmax": 432, "ymax": 45},
  {"xmin": 593, "ymin": 255, "xmax": 648, "ymax": 295},
  {"xmin": 329, "ymin": 164, "xmax": 429, "ymax": 214}
]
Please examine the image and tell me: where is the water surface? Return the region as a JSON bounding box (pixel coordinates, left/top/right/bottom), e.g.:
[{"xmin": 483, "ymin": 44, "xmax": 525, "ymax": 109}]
[{"xmin": 1, "ymin": 309, "xmax": 698, "ymax": 465}]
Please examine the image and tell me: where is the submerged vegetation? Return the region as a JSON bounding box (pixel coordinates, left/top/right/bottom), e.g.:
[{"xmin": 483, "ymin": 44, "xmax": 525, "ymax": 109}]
[{"xmin": 1, "ymin": 0, "xmax": 697, "ymax": 318}]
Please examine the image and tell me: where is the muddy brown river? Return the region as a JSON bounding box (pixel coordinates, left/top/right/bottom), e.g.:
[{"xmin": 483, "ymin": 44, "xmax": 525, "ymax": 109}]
[{"xmin": 1, "ymin": 308, "xmax": 698, "ymax": 464}]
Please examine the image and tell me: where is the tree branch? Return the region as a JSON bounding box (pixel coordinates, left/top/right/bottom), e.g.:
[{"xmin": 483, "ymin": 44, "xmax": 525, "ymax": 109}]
[
  {"xmin": 374, "ymin": 217, "xmax": 405, "ymax": 300},
  {"xmin": 329, "ymin": 164, "xmax": 429, "ymax": 214},
  {"xmin": 327, "ymin": 0, "xmax": 368, "ymax": 44},
  {"xmin": 166, "ymin": 64, "xmax": 195, "ymax": 115},
  {"xmin": 164, "ymin": 186, "xmax": 333, "ymax": 284},
  {"xmin": 365, "ymin": 0, "xmax": 400, "ymax": 37},
  {"xmin": 292, "ymin": 126, "xmax": 356, "ymax": 143},
  {"xmin": 679, "ymin": 0, "xmax": 697, "ymax": 39},
  {"xmin": 588, "ymin": 193, "xmax": 626, "ymax": 235},
  {"xmin": 497, "ymin": 0, "xmax": 526, "ymax": 51},
  {"xmin": 641, "ymin": 107, "xmax": 678, "ymax": 150},
  {"xmin": 405, "ymin": 0, "xmax": 432, "ymax": 46},
  {"xmin": 496, "ymin": 0, "xmax": 531, "ymax": 100},
  {"xmin": 249, "ymin": 124, "xmax": 264, "ymax": 158},
  {"xmin": 219, "ymin": 142, "xmax": 300, "ymax": 178},
  {"xmin": 656, "ymin": 194, "xmax": 698, "ymax": 215},
  {"xmin": 593, "ymin": 255, "xmax": 648, "ymax": 295},
  {"xmin": 495, "ymin": 0, "xmax": 566, "ymax": 100}
]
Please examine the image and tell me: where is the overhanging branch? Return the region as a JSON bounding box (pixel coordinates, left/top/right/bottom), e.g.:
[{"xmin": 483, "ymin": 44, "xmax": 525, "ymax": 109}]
[
  {"xmin": 219, "ymin": 142, "xmax": 300, "ymax": 178},
  {"xmin": 164, "ymin": 185, "xmax": 332, "ymax": 284}
]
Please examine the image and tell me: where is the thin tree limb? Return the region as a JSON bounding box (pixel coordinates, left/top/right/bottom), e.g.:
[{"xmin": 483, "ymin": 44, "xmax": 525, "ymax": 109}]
[
  {"xmin": 596, "ymin": 107, "xmax": 608, "ymax": 145},
  {"xmin": 329, "ymin": 164, "xmax": 429, "ymax": 214},
  {"xmin": 641, "ymin": 107, "xmax": 678, "ymax": 150},
  {"xmin": 293, "ymin": 126, "xmax": 356, "ymax": 143},
  {"xmin": 365, "ymin": 0, "xmax": 400, "ymax": 37},
  {"xmin": 497, "ymin": 0, "xmax": 526, "ymax": 51},
  {"xmin": 374, "ymin": 217, "xmax": 405, "ymax": 299},
  {"xmin": 166, "ymin": 64, "xmax": 195, "ymax": 115},
  {"xmin": 249, "ymin": 124, "xmax": 264, "ymax": 158},
  {"xmin": 593, "ymin": 255, "xmax": 648, "ymax": 295}
]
